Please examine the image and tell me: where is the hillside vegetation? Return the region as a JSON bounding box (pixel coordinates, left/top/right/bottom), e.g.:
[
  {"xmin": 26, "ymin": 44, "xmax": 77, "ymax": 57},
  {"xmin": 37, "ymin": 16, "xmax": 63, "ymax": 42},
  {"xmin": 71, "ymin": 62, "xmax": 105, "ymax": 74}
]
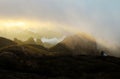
[{"xmin": 0, "ymin": 36, "xmax": 119, "ymax": 79}]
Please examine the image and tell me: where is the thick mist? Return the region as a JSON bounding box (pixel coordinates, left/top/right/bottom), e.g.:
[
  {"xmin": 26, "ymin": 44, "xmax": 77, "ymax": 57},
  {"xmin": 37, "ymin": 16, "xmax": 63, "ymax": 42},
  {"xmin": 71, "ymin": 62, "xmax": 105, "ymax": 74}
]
[{"xmin": 0, "ymin": 0, "xmax": 120, "ymax": 56}]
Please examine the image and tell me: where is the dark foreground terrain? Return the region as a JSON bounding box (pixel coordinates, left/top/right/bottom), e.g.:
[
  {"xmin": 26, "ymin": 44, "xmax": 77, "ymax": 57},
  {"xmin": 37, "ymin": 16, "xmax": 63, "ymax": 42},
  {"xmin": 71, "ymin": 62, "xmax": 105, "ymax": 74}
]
[
  {"xmin": 0, "ymin": 54, "xmax": 120, "ymax": 79},
  {"xmin": 0, "ymin": 37, "xmax": 120, "ymax": 79}
]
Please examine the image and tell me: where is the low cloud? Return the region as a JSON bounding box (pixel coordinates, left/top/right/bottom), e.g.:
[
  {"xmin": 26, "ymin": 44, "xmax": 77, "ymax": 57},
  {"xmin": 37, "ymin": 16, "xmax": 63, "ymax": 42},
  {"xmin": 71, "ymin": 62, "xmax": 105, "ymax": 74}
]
[{"xmin": 0, "ymin": 0, "xmax": 120, "ymax": 46}]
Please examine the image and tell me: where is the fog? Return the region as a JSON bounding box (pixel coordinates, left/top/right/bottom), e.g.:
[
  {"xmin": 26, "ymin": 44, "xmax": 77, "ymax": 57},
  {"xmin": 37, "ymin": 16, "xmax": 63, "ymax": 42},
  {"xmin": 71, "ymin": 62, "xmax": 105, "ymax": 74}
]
[{"xmin": 0, "ymin": 0, "xmax": 120, "ymax": 55}]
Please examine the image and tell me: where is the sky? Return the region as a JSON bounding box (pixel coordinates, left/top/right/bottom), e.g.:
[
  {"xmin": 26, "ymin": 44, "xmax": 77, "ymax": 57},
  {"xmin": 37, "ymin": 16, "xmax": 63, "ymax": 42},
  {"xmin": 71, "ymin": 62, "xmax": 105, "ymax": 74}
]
[{"xmin": 0, "ymin": 0, "xmax": 120, "ymax": 45}]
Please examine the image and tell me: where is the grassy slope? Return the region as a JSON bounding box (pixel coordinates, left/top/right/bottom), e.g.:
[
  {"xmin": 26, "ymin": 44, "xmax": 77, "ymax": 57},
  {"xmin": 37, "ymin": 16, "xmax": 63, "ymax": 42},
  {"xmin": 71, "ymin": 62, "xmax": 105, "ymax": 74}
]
[
  {"xmin": 0, "ymin": 38, "xmax": 120, "ymax": 79},
  {"xmin": 0, "ymin": 53, "xmax": 120, "ymax": 79},
  {"xmin": 0, "ymin": 37, "xmax": 16, "ymax": 48}
]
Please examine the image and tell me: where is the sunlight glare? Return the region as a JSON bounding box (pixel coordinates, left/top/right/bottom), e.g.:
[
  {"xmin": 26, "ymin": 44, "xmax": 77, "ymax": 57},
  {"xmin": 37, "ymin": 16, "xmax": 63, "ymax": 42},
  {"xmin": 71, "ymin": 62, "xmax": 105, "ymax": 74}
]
[{"xmin": 3, "ymin": 22, "xmax": 26, "ymax": 27}]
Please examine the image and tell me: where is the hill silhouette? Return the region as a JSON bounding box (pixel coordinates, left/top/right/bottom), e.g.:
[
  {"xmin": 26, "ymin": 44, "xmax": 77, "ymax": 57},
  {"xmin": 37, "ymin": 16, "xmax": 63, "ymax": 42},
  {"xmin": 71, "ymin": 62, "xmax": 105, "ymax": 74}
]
[
  {"xmin": 14, "ymin": 37, "xmax": 44, "ymax": 46},
  {"xmin": 50, "ymin": 43, "xmax": 73, "ymax": 55},
  {"xmin": 0, "ymin": 37, "xmax": 17, "ymax": 48},
  {"xmin": 24, "ymin": 37, "xmax": 36, "ymax": 45},
  {"xmin": 50, "ymin": 33, "xmax": 98, "ymax": 56},
  {"xmin": 0, "ymin": 44, "xmax": 55, "ymax": 57},
  {"xmin": 14, "ymin": 38, "xmax": 23, "ymax": 44},
  {"xmin": 0, "ymin": 37, "xmax": 120, "ymax": 79}
]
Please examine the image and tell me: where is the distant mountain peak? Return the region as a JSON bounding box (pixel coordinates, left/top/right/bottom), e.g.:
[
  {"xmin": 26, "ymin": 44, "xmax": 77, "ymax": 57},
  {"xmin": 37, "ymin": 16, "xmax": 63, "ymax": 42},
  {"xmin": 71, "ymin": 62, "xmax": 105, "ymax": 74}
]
[
  {"xmin": 24, "ymin": 37, "xmax": 36, "ymax": 45},
  {"xmin": 50, "ymin": 33, "xmax": 98, "ymax": 56}
]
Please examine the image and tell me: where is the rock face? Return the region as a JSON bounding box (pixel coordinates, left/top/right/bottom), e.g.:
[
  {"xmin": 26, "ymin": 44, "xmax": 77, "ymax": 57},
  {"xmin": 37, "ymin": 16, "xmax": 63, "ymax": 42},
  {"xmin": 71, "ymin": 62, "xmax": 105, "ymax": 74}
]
[
  {"xmin": 50, "ymin": 33, "xmax": 98, "ymax": 56},
  {"xmin": 0, "ymin": 37, "xmax": 17, "ymax": 48}
]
